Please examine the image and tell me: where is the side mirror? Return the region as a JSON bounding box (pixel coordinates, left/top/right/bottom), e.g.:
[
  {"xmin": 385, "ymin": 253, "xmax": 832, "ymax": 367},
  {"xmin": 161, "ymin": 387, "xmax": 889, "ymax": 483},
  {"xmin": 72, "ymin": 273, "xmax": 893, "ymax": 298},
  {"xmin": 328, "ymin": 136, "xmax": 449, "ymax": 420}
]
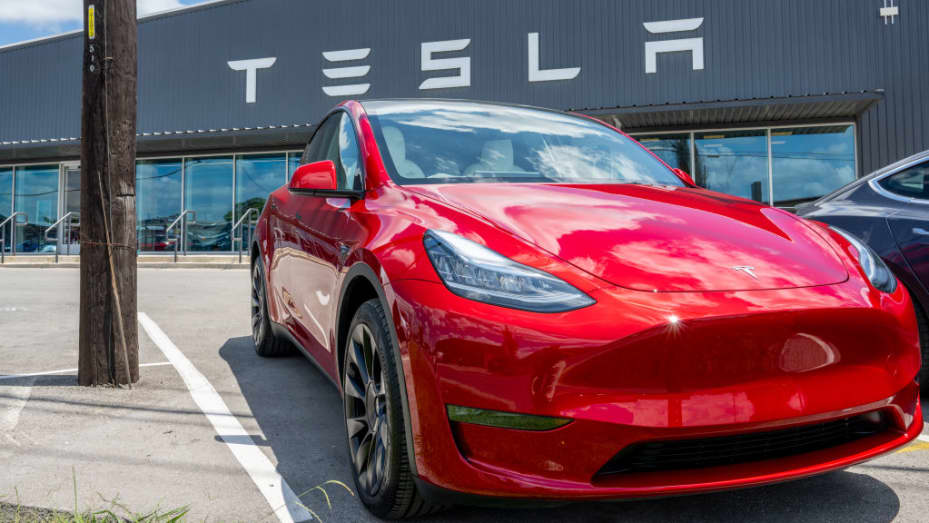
[
  {"xmin": 290, "ymin": 160, "xmax": 337, "ymax": 192},
  {"xmin": 672, "ymin": 168, "xmax": 697, "ymax": 186}
]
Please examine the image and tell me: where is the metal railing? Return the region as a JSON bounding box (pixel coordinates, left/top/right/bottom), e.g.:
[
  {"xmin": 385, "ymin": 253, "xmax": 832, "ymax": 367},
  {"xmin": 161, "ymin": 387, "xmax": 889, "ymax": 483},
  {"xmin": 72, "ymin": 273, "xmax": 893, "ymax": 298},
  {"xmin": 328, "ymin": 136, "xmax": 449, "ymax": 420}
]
[
  {"xmin": 231, "ymin": 208, "xmax": 258, "ymax": 264},
  {"xmin": 44, "ymin": 212, "xmax": 80, "ymax": 263},
  {"xmin": 165, "ymin": 210, "xmax": 196, "ymax": 263},
  {"xmin": 0, "ymin": 212, "xmax": 28, "ymax": 263}
]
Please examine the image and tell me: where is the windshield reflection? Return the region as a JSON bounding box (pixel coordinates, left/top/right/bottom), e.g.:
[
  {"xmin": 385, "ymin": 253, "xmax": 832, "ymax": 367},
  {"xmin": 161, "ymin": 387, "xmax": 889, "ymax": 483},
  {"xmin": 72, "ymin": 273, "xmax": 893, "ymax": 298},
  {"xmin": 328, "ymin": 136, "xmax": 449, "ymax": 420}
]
[{"xmin": 364, "ymin": 100, "xmax": 683, "ymax": 187}]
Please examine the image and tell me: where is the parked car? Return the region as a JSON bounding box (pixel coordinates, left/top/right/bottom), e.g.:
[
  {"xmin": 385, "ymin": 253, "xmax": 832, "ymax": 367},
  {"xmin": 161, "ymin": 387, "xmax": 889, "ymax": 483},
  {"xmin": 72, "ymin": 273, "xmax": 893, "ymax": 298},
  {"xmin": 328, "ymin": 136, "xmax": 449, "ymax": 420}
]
[
  {"xmin": 798, "ymin": 149, "xmax": 929, "ymax": 389},
  {"xmin": 251, "ymin": 99, "xmax": 922, "ymax": 518}
]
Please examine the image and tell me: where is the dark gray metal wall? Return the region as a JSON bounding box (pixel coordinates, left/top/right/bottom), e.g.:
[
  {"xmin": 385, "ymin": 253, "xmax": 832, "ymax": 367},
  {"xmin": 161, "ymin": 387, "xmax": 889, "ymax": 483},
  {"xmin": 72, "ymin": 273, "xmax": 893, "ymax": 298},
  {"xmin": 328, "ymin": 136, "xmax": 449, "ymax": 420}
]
[{"xmin": 0, "ymin": 0, "xmax": 926, "ymax": 173}]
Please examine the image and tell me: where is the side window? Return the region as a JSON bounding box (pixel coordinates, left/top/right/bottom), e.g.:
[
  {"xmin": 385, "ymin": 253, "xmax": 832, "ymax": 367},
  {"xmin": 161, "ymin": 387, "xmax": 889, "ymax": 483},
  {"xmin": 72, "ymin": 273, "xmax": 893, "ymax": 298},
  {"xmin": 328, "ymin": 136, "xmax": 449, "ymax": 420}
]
[
  {"xmin": 299, "ymin": 113, "xmax": 362, "ymax": 191},
  {"xmin": 337, "ymin": 113, "xmax": 363, "ymax": 191},
  {"xmin": 879, "ymin": 162, "xmax": 929, "ymax": 200}
]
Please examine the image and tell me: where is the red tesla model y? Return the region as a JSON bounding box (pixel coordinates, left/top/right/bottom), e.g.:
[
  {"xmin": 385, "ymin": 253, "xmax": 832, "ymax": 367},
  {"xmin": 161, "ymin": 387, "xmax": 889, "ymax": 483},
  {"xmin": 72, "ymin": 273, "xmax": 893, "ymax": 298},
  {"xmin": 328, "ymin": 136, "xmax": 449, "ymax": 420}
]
[{"xmin": 249, "ymin": 99, "xmax": 922, "ymax": 518}]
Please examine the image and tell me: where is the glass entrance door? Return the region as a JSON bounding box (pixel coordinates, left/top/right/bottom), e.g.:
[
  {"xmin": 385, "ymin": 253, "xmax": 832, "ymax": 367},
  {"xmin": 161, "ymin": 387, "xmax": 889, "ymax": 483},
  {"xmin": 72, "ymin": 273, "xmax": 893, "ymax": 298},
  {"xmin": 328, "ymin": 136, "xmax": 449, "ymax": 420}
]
[
  {"xmin": 61, "ymin": 163, "xmax": 81, "ymax": 254},
  {"xmin": 14, "ymin": 165, "xmax": 59, "ymax": 253}
]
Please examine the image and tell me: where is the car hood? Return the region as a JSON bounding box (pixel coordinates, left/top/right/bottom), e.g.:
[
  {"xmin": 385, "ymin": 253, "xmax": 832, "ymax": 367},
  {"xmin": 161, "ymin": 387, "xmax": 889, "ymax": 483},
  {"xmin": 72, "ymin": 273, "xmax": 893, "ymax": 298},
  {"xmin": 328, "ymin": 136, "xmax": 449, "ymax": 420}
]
[{"xmin": 407, "ymin": 183, "xmax": 848, "ymax": 292}]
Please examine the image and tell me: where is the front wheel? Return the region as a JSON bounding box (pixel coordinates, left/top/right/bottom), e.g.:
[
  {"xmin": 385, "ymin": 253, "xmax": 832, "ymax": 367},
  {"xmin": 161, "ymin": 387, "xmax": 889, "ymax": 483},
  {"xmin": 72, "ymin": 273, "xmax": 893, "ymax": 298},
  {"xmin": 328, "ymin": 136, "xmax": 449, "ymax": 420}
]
[{"xmin": 343, "ymin": 299, "xmax": 441, "ymax": 519}]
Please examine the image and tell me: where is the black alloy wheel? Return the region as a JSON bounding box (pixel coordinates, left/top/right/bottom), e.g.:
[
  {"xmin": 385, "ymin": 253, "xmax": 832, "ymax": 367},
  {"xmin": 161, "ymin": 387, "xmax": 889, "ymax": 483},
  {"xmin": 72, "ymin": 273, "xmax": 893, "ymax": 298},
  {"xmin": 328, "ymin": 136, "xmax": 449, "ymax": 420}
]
[
  {"xmin": 251, "ymin": 258, "xmax": 290, "ymax": 357},
  {"xmin": 342, "ymin": 299, "xmax": 441, "ymax": 518},
  {"xmin": 251, "ymin": 263, "xmax": 266, "ymax": 347},
  {"xmin": 344, "ymin": 322, "xmax": 390, "ymax": 497}
]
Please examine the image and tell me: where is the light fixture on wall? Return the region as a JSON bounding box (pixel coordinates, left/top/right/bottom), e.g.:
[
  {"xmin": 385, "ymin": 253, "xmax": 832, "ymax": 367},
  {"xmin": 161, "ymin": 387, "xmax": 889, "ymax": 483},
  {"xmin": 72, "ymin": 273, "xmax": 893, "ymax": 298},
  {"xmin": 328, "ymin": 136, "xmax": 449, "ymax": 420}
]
[{"xmin": 880, "ymin": 0, "xmax": 899, "ymax": 25}]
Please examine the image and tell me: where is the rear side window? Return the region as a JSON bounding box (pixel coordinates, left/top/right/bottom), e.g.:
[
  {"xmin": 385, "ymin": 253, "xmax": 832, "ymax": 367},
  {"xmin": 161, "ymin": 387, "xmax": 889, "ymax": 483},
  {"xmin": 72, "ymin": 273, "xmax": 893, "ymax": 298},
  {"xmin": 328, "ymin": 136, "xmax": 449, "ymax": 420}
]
[{"xmin": 878, "ymin": 162, "xmax": 929, "ymax": 200}]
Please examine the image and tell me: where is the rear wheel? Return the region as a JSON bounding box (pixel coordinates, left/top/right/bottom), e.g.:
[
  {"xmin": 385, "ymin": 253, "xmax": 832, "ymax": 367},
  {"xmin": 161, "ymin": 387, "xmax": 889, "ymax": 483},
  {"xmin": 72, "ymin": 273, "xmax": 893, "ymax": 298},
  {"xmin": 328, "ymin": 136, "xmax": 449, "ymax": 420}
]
[
  {"xmin": 251, "ymin": 259, "xmax": 291, "ymax": 357},
  {"xmin": 343, "ymin": 299, "xmax": 441, "ymax": 519}
]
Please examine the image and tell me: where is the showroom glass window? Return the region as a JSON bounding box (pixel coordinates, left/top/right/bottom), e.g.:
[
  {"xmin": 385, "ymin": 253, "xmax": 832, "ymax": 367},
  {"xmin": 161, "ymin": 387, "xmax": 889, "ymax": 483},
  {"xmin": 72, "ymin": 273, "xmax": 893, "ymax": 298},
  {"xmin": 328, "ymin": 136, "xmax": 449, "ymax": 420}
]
[
  {"xmin": 636, "ymin": 134, "xmax": 691, "ymax": 171},
  {"xmin": 236, "ymin": 154, "xmax": 285, "ymax": 248},
  {"xmin": 14, "ymin": 165, "xmax": 58, "ymax": 252},
  {"xmin": 137, "ymin": 159, "xmax": 182, "ymax": 252},
  {"xmin": 695, "ymin": 130, "xmax": 769, "ymax": 203},
  {"xmin": 0, "ymin": 167, "xmax": 11, "ymax": 251},
  {"xmin": 287, "ymin": 154, "xmax": 301, "ymax": 183},
  {"xmin": 771, "ymin": 125, "xmax": 855, "ymax": 208},
  {"xmin": 185, "ymin": 156, "xmax": 233, "ymax": 252}
]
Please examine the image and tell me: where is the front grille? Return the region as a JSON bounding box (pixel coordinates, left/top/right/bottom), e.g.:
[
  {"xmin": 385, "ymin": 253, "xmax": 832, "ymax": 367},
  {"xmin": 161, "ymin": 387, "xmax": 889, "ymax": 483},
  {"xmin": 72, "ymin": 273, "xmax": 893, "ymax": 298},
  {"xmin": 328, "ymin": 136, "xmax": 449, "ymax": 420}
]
[{"xmin": 595, "ymin": 412, "xmax": 888, "ymax": 477}]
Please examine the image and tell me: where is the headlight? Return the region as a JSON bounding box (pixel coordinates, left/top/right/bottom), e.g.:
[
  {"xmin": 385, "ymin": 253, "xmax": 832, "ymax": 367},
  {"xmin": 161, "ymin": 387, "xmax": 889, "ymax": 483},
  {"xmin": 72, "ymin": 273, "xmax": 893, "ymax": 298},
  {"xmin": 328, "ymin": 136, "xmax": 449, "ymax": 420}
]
[
  {"xmin": 423, "ymin": 230, "xmax": 595, "ymax": 312},
  {"xmin": 830, "ymin": 227, "xmax": 897, "ymax": 293}
]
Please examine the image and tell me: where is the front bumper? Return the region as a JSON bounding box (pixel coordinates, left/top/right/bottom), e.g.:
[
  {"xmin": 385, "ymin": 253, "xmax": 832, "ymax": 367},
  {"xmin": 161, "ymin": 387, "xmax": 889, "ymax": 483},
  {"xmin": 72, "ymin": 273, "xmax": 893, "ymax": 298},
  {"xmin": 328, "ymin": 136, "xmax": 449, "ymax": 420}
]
[{"xmin": 385, "ymin": 276, "xmax": 922, "ymax": 500}]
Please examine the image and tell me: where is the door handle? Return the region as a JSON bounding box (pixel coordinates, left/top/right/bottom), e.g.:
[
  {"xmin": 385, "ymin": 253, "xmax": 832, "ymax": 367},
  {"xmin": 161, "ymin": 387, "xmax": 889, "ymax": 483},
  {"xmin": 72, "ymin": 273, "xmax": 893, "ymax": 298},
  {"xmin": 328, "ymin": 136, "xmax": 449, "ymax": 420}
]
[{"xmin": 913, "ymin": 227, "xmax": 929, "ymax": 236}]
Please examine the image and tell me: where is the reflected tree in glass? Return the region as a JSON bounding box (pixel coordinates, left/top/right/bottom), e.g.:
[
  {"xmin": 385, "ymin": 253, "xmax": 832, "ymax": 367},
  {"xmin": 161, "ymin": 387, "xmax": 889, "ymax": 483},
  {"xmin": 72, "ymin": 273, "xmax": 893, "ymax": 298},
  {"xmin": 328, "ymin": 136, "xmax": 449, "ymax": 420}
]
[{"xmin": 235, "ymin": 154, "xmax": 286, "ymax": 251}]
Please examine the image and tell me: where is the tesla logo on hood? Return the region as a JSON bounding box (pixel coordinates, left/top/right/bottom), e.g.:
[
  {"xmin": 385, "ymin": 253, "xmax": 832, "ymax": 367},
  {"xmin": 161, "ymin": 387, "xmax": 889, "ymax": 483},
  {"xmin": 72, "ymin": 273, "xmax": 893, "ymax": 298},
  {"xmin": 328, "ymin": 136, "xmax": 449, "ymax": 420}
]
[{"xmin": 732, "ymin": 266, "xmax": 758, "ymax": 279}]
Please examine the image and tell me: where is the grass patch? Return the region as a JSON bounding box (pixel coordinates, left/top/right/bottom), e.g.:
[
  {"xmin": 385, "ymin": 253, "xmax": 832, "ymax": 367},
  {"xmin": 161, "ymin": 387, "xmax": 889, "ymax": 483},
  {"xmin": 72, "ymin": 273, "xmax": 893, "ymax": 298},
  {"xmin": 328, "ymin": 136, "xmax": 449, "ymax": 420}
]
[{"xmin": 0, "ymin": 469, "xmax": 189, "ymax": 523}]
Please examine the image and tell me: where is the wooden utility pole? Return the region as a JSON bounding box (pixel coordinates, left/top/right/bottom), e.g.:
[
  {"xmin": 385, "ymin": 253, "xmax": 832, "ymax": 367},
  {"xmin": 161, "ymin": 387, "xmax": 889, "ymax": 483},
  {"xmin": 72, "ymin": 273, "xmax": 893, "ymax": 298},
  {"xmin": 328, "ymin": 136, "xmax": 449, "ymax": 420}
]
[{"xmin": 78, "ymin": 0, "xmax": 139, "ymax": 386}]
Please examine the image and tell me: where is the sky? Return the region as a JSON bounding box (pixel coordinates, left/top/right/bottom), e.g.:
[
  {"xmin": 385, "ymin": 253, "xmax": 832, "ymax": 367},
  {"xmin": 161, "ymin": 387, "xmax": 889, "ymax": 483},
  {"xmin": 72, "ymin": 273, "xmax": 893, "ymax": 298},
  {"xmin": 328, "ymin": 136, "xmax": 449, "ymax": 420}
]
[{"xmin": 0, "ymin": 0, "xmax": 213, "ymax": 47}]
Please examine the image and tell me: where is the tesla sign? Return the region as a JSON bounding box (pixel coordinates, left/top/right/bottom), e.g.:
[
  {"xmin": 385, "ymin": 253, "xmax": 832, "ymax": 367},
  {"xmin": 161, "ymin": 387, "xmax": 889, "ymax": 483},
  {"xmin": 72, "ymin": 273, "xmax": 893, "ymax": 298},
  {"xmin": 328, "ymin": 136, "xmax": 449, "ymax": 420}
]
[{"xmin": 227, "ymin": 18, "xmax": 705, "ymax": 103}]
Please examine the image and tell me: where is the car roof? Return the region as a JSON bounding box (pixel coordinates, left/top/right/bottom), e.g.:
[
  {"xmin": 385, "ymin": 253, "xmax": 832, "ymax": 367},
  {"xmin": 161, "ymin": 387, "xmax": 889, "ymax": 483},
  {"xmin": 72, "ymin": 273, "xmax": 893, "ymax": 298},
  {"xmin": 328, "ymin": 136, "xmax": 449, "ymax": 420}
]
[
  {"xmin": 358, "ymin": 98, "xmax": 569, "ymax": 117},
  {"xmin": 863, "ymin": 148, "xmax": 929, "ymax": 180}
]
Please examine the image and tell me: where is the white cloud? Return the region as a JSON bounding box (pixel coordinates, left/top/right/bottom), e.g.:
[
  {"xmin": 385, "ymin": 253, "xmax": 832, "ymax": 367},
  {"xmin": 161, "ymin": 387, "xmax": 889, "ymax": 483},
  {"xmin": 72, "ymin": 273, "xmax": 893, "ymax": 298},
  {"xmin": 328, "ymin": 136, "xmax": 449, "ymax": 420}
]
[
  {"xmin": 137, "ymin": 0, "xmax": 185, "ymax": 17},
  {"xmin": 0, "ymin": 0, "xmax": 187, "ymax": 25}
]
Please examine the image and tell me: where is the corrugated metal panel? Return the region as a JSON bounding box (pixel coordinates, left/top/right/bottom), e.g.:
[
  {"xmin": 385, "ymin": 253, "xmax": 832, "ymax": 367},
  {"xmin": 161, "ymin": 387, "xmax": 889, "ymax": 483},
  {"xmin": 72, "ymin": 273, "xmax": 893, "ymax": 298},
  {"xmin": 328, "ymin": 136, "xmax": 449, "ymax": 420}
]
[
  {"xmin": 592, "ymin": 92, "xmax": 881, "ymax": 130},
  {"xmin": 0, "ymin": 0, "xmax": 925, "ymax": 175}
]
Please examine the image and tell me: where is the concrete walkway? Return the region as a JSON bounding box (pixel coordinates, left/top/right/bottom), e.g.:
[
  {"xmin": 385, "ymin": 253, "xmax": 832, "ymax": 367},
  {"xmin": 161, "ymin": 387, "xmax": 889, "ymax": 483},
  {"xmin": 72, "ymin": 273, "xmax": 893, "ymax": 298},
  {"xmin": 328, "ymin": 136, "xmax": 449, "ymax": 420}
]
[{"xmin": 0, "ymin": 255, "xmax": 248, "ymax": 269}]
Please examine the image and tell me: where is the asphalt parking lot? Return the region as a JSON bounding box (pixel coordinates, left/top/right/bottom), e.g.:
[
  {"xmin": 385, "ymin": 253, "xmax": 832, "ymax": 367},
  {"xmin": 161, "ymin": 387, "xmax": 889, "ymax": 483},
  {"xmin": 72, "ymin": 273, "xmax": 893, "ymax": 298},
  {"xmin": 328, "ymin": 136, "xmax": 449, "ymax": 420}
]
[{"xmin": 1, "ymin": 268, "xmax": 927, "ymax": 522}]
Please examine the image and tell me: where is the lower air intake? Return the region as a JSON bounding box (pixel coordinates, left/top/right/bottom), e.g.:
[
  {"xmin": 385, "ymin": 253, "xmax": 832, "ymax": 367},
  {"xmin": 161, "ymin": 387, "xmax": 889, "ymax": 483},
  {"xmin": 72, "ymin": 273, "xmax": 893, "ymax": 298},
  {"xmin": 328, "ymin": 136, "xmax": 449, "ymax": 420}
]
[{"xmin": 595, "ymin": 412, "xmax": 888, "ymax": 477}]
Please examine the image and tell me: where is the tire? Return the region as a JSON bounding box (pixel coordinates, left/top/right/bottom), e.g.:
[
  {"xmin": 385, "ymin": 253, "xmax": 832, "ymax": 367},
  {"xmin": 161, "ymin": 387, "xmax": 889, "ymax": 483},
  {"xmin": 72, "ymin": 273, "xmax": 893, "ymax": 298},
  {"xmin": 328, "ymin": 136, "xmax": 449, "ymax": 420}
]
[
  {"xmin": 251, "ymin": 258, "xmax": 291, "ymax": 357},
  {"xmin": 342, "ymin": 299, "xmax": 441, "ymax": 519}
]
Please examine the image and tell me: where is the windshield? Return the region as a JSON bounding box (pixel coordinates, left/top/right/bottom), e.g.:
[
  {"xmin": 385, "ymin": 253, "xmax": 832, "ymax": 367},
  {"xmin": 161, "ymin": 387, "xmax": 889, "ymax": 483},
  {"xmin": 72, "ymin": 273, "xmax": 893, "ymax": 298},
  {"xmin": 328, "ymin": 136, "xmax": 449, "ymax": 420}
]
[{"xmin": 364, "ymin": 100, "xmax": 684, "ymax": 186}]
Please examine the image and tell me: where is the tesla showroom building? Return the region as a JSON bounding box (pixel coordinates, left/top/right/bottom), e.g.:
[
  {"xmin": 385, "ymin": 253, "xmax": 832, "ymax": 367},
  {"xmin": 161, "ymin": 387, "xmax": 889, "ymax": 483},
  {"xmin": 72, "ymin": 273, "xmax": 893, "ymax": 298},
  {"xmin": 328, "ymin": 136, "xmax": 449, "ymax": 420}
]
[{"xmin": 0, "ymin": 0, "xmax": 926, "ymax": 253}]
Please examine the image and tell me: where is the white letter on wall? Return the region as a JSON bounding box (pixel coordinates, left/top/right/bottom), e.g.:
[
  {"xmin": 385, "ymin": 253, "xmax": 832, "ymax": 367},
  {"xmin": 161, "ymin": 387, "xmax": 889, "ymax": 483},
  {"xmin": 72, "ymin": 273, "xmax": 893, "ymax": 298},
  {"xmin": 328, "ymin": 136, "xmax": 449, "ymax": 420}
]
[
  {"xmin": 228, "ymin": 57, "xmax": 277, "ymax": 103},
  {"xmin": 643, "ymin": 18, "xmax": 704, "ymax": 74},
  {"xmin": 528, "ymin": 32, "xmax": 580, "ymax": 82},
  {"xmin": 419, "ymin": 39, "xmax": 471, "ymax": 90},
  {"xmin": 321, "ymin": 48, "xmax": 371, "ymax": 96}
]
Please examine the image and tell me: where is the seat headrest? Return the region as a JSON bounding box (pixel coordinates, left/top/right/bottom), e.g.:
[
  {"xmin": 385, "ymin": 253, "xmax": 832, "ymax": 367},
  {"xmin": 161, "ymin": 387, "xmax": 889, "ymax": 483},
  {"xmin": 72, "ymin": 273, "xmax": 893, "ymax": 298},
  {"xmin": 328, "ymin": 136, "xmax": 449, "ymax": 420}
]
[
  {"xmin": 481, "ymin": 140, "xmax": 514, "ymax": 169},
  {"xmin": 383, "ymin": 126, "xmax": 407, "ymax": 161}
]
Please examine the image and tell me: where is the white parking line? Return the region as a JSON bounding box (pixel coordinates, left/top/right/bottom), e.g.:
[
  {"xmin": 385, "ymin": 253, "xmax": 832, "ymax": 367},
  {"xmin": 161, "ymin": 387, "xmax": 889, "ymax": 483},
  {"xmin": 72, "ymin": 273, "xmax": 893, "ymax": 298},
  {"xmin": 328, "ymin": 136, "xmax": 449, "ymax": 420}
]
[
  {"xmin": 138, "ymin": 312, "xmax": 313, "ymax": 523},
  {"xmin": 0, "ymin": 377, "xmax": 35, "ymax": 432},
  {"xmin": 0, "ymin": 361, "xmax": 173, "ymax": 381}
]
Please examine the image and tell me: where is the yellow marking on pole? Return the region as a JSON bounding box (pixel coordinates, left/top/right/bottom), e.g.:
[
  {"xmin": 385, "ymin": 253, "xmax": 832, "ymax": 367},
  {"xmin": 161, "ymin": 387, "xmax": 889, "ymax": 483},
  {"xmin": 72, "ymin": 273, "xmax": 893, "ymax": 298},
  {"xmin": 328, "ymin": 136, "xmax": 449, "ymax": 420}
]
[
  {"xmin": 896, "ymin": 440, "xmax": 929, "ymax": 454},
  {"xmin": 88, "ymin": 5, "xmax": 96, "ymax": 40}
]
